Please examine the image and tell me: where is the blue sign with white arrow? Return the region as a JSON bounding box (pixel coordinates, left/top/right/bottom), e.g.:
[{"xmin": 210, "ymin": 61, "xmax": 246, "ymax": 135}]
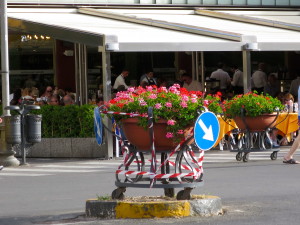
[
  {"xmin": 194, "ymin": 111, "xmax": 220, "ymax": 151},
  {"xmin": 94, "ymin": 107, "xmax": 103, "ymax": 145}
]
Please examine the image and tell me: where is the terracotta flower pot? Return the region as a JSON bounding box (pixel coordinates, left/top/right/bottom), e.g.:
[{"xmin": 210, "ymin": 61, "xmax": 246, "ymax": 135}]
[
  {"xmin": 120, "ymin": 118, "xmax": 192, "ymax": 151},
  {"xmin": 234, "ymin": 113, "xmax": 277, "ymax": 131}
]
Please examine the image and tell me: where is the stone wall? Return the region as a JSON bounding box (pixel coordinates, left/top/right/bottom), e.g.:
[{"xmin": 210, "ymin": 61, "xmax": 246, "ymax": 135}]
[{"xmin": 14, "ymin": 138, "xmax": 108, "ymax": 158}]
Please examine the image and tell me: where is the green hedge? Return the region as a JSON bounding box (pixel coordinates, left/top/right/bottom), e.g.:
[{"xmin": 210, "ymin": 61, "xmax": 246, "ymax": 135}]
[
  {"xmin": 1, "ymin": 104, "xmax": 96, "ymax": 138},
  {"xmin": 36, "ymin": 104, "xmax": 96, "ymax": 138}
]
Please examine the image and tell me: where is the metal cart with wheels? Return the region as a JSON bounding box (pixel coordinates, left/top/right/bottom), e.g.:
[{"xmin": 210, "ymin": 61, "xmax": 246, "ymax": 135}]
[
  {"xmin": 97, "ymin": 106, "xmax": 206, "ymax": 200},
  {"xmin": 230, "ymin": 109, "xmax": 288, "ymax": 162}
]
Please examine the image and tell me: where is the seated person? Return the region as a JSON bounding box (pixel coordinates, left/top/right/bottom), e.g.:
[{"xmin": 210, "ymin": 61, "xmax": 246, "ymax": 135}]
[
  {"xmin": 48, "ymin": 95, "xmax": 60, "ymax": 106},
  {"xmin": 181, "ymin": 74, "xmax": 202, "ymax": 92},
  {"xmin": 140, "ymin": 70, "xmax": 157, "ymax": 87},
  {"xmin": 62, "ymin": 94, "xmax": 75, "ymax": 106}
]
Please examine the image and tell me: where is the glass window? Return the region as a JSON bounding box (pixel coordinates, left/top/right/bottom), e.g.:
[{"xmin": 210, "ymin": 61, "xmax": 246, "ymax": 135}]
[
  {"xmin": 218, "ymin": 0, "xmax": 233, "ymax": 5},
  {"xmin": 8, "ymin": 33, "xmax": 54, "ymax": 90},
  {"xmin": 233, "ymin": 0, "xmax": 247, "ymax": 5},
  {"xmin": 203, "ymin": 0, "xmax": 217, "ymax": 4},
  {"xmin": 262, "ymin": 0, "xmax": 276, "ymax": 5}
]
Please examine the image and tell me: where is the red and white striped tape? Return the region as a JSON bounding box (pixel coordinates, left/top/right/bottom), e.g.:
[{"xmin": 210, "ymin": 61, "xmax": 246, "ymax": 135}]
[
  {"xmin": 140, "ymin": 159, "xmax": 203, "ymax": 172},
  {"xmin": 116, "ymin": 169, "xmax": 197, "ymax": 179},
  {"xmin": 101, "ymin": 110, "xmax": 145, "ymax": 117}
]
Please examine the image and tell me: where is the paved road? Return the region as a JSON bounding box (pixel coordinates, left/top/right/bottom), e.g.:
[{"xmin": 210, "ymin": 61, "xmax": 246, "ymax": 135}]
[
  {"xmin": 1, "ymin": 147, "xmax": 300, "ymax": 225},
  {"xmin": 0, "ymin": 148, "xmax": 289, "ymax": 177}
]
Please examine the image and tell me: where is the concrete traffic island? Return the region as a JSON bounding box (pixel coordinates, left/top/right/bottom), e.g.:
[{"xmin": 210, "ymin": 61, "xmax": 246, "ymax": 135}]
[{"xmin": 86, "ymin": 195, "xmax": 223, "ymax": 219}]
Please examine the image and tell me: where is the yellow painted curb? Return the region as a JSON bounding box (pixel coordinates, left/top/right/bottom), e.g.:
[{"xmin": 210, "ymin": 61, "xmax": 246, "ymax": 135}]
[{"xmin": 115, "ymin": 201, "xmax": 191, "ymax": 218}]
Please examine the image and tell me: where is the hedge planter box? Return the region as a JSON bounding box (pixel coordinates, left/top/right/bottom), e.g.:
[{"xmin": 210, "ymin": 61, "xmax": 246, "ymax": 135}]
[{"xmin": 14, "ymin": 138, "xmax": 107, "ymax": 158}]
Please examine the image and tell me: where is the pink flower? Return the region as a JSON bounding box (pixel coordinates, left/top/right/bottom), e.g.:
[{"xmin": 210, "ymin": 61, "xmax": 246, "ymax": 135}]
[
  {"xmin": 191, "ymin": 98, "xmax": 197, "ymax": 103},
  {"xmin": 127, "ymin": 87, "xmax": 135, "ymax": 92},
  {"xmin": 180, "ymin": 101, "xmax": 188, "ymax": 108},
  {"xmin": 203, "ymin": 100, "xmax": 209, "ymax": 106},
  {"xmin": 165, "ymin": 102, "xmax": 172, "ymax": 108},
  {"xmin": 172, "ymin": 84, "xmax": 181, "ymax": 89},
  {"xmin": 169, "ymin": 85, "xmax": 180, "ymax": 95},
  {"xmin": 141, "ymin": 113, "xmax": 148, "ymax": 117},
  {"xmin": 116, "ymin": 92, "xmax": 130, "ymax": 99},
  {"xmin": 154, "ymin": 103, "xmax": 162, "ymax": 109},
  {"xmin": 139, "ymin": 100, "xmax": 147, "ymax": 106},
  {"xmin": 167, "ymin": 119, "xmax": 176, "ymax": 126},
  {"xmin": 166, "ymin": 132, "xmax": 174, "ymax": 138},
  {"xmin": 191, "ymin": 94, "xmax": 197, "ymax": 99},
  {"xmin": 182, "ymin": 95, "xmax": 189, "ymax": 101},
  {"xmin": 160, "ymin": 87, "xmax": 168, "ymax": 93},
  {"xmin": 146, "ymin": 86, "xmax": 153, "ymax": 92},
  {"xmin": 177, "ymin": 130, "xmax": 184, "ymax": 134},
  {"xmin": 149, "ymin": 94, "xmax": 157, "ymax": 99},
  {"xmin": 140, "ymin": 102, "xmax": 147, "ymax": 106}
]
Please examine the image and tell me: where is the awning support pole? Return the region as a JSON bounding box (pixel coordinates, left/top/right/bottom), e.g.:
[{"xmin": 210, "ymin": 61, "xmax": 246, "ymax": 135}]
[
  {"xmin": 242, "ymin": 50, "xmax": 252, "ymax": 93},
  {"xmin": 75, "ymin": 43, "xmax": 88, "ymax": 105},
  {"xmin": 195, "ymin": 52, "xmax": 199, "ymax": 82},
  {"xmin": 192, "ymin": 52, "xmax": 195, "ymax": 80},
  {"xmin": 201, "ymin": 51, "xmax": 205, "ymax": 91}
]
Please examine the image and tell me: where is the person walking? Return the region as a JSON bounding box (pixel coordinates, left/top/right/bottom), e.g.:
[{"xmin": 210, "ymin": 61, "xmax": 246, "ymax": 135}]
[
  {"xmin": 283, "ymin": 134, "xmax": 300, "ymax": 164},
  {"xmin": 283, "ymin": 86, "xmax": 300, "ymax": 164}
]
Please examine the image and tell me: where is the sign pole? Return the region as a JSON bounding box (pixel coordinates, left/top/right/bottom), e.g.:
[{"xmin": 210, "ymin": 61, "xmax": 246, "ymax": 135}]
[
  {"xmin": 1, "ymin": 0, "xmax": 10, "ymax": 115},
  {"xmin": 0, "ymin": 1, "xmax": 20, "ymax": 167}
]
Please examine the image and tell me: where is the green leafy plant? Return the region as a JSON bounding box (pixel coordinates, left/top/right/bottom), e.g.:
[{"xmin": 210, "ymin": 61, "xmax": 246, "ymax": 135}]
[
  {"xmin": 204, "ymin": 93, "xmax": 223, "ymax": 114},
  {"xmin": 96, "ymin": 194, "xmax": 111, "ymax": 201},
  {"xmin": 106, "ymin": 84, "xmax": 221, "ymax": 141},
  {"xmin": 223, "ymin": 92, "xmax": 284, "ymax": 118},
  {"xmin": 31, "ymin": 104, "xmax": 95, "ymax": 138}
]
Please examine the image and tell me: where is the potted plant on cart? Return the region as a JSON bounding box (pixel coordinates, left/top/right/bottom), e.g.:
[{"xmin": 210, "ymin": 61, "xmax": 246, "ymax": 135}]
[
  {"xmin": 106, "ymin": 84, "xmax": 222, "ymax": 151},
  {"xmin": 223, "ymin": 92, "xmax": 284, "ymax": 131},
  {"xmin": 223, "ymin": 92, "xmax": 285, "ymax": 162},
  {"xmin": 105, "ymin": 85, "xmax": 223, "ymax": 200}
]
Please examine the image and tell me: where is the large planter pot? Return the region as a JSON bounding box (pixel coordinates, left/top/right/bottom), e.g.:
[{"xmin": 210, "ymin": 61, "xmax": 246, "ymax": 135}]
[
  {"xmin": 120, "ymin": 118, "xmax": 192, "ymax": 151},
  {"xmin": 234, "ymin": 114, "xmax": 277, "ymax": 131}
]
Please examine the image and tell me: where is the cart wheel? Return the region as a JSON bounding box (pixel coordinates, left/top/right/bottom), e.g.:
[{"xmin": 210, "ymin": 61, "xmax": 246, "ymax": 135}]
[
  {"xmin": 111, "ymin": 187, "xmax": 126, "ymax": 200},
  {"xmin": 243, "ymin": 153, "xmax": 249, "ymax": 162},
  {"xmin": 164, "ymin": 188, "xmax": 175, "ymax": 198},
  {"xmin": 176, "ymin": 188, "xmax": 192, "ymax": 200},
  {"xmin": 270, "ymin": 152, "xmax": 278, "ymax": 160},
  {"xmin": 236, "ymin": 152, "xmax": 243, "ymax": 161}
]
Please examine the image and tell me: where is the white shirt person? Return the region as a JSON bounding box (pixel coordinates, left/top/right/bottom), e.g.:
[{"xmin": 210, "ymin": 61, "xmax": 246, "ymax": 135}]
[{"xmin": 113, "ymin": 70, "xmax": 129, "ymax": 91}]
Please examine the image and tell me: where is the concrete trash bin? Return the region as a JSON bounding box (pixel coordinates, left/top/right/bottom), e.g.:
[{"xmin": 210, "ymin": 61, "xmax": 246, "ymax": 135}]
[
  {"xmin": 25, "ymin": 114, "xmax": 42, "ymax": 143},
  {"xmin": 4, "ymin": 115, "xmax": 22, "ymax": 144}
]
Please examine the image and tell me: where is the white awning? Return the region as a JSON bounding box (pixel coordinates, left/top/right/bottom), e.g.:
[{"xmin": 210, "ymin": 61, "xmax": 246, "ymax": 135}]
[{"xmin": 7, "ymin": 8, "xmax": 300, "ymax": 52}]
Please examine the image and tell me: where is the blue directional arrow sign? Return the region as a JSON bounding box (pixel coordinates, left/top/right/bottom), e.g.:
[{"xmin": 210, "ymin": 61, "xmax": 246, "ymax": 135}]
[
  {"xmin": 194, "ymin": 111, "xmax": 220, "ymax": 151},
  {"xmin": 94, "ymin": 107, "xmax": 103, "ymax": 145}
]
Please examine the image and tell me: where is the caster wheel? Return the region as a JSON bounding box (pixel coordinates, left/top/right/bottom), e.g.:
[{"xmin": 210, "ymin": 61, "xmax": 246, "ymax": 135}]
[
  {"xmin": 176, "ymin": 189, "xmax": 192, "ymax": 200},
  {"xmin": 164, "ymin": 188, "xmax": 175, "ymax": 198},
  {"xmin": 236, "ymin": 152, "xmax": 243, "ymax": 161},
  {"xmin": 270, "ymin": 152, "xmax": 277, "ymax": 160},
  {"xmin": 111, "ymin": 188, "xmax": 125, "ymax": 200},
  {"xmin": 243, "ymin": 153, "xmax": 249, "ymax": 162}
]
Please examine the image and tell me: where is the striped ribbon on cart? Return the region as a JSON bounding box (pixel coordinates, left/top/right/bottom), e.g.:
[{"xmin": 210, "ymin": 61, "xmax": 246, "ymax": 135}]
[{"xmin": 99, "ymin": 108, "xmax": 204, "ymax": 186}]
